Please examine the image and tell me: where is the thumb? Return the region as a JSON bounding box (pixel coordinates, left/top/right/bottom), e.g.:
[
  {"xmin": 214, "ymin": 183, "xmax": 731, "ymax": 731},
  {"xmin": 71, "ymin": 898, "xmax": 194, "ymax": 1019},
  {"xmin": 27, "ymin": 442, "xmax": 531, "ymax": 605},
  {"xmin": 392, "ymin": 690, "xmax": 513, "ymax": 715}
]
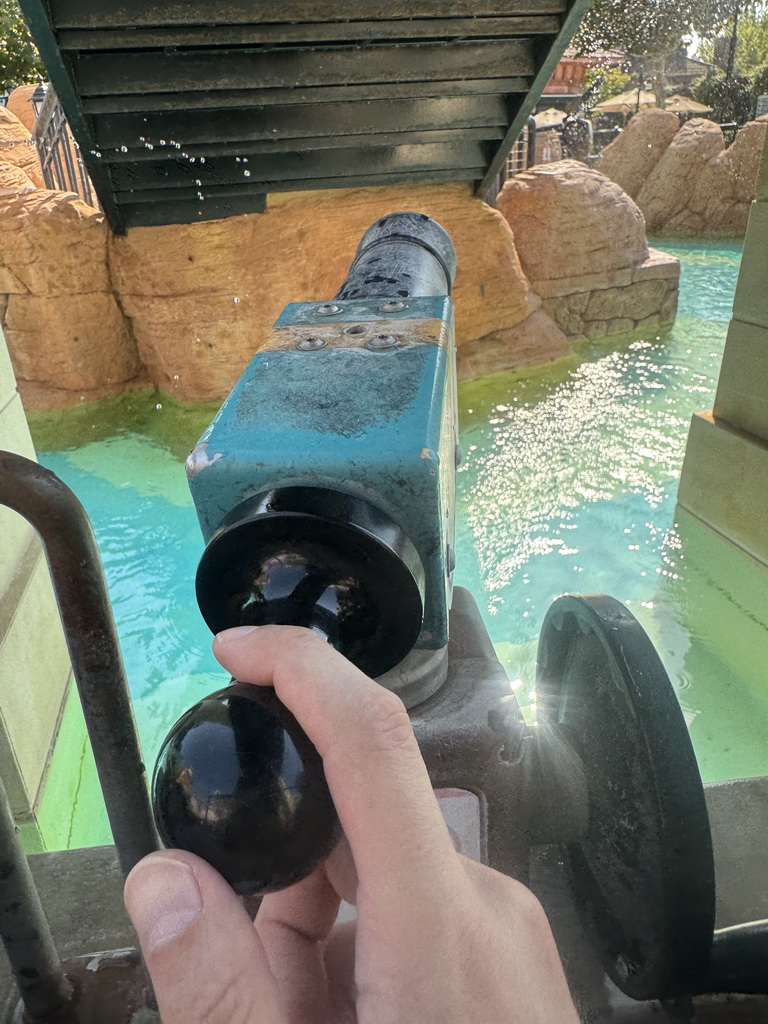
[{"xmin": 125, "ymin": 851, "xmax": 284, "ymax": 1024}]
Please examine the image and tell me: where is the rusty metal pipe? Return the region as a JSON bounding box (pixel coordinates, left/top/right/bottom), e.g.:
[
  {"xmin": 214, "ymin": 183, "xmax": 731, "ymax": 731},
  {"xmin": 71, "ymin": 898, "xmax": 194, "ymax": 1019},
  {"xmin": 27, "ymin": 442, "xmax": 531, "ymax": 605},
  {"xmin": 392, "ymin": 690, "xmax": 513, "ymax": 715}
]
[
  {"xmin": 0, "ymin": 772, "xmax": 77, "ymax": 1021},
  {"xmin": 0, "ymin": 451, "xmax": 159, "ymax": 878}
]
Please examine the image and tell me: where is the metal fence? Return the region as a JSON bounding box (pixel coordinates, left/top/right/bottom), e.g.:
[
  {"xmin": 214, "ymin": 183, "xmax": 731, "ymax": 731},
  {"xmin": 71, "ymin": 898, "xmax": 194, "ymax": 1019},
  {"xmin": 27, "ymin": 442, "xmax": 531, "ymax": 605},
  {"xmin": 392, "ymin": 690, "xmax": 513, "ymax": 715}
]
[
  {"xmin": 33, "ymin": 84, "xmax": 97, "ymax": 207},
  {"xmin": 487, "ymin": 117, "xmax": 537, "ymax": 202}
]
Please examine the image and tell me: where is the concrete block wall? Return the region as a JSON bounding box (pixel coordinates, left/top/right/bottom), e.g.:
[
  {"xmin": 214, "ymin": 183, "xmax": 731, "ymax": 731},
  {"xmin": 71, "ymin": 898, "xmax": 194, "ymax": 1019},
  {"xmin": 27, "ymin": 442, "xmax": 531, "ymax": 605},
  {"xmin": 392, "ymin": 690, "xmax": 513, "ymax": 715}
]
[
  {"xmin": 678, "ymin": 130, "xmax": 768, "ymax": 568},
  {"xmin": 0, "ymin": 325, "xmax": 72, "ymax": 832}
]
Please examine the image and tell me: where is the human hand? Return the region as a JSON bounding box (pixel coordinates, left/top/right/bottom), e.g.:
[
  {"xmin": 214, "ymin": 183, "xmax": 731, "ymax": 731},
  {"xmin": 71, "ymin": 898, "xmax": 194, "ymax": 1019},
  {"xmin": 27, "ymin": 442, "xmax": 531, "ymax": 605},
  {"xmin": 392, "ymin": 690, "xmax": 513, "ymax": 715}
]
[{"xmin": 125, "ymin": 626, "xmax": 579, "ymax": 1024}]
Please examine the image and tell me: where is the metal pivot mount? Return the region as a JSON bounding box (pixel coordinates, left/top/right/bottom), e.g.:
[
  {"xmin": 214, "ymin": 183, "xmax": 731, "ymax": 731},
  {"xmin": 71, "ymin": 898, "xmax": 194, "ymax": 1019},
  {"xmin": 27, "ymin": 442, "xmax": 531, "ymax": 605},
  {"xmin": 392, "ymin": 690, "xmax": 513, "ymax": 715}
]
[{"xmin": 533, "ymin": 595, "xmax": 716, "ymax": 1000}]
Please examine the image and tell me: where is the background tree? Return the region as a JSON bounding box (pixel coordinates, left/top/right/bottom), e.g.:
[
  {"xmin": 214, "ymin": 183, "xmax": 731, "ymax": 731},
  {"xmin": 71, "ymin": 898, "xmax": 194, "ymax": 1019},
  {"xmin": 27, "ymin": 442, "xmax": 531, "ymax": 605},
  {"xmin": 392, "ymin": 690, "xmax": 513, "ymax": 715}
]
[
  {"xmin": 585, "ymin": 66, "xmax": 632, "ymax": 102},
  {"xmin": 692, "ymin": 68, "xmax": 755, "ymax": 118},
  {"xmin": 694, "ymin": 6, "xmax": 768, "ymax": 117},
  {"xmin": 698, "ymin": 8, "xmax": 768, "ymax": 74},
  {"xmin": 0, "ymin": 0, "xmax": 43, "ymax": 94},
  {"xmin": 574, "ymin": 0, "xmax": 743, "ymax": 104}
]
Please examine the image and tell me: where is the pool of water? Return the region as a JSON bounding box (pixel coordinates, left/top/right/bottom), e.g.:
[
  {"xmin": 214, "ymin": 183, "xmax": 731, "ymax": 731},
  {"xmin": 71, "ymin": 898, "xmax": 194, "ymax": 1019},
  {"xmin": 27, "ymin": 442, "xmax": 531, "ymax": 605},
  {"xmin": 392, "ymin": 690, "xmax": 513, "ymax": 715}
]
[{"xmin": 26, "ymin": 238, "xmax": 768, "ymax": 849}]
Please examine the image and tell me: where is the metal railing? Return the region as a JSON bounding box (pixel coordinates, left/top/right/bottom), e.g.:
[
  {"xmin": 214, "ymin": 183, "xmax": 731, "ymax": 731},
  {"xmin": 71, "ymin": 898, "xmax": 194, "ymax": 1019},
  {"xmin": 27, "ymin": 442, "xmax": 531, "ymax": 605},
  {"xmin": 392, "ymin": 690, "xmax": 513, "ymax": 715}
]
[
  {"xmin": 32, "ymin": 84, "xmax": 97, "ymax": 207},
  {"xmin": 504, "ymin": 120, "xmax": 535, "ymax": 176},
  {"xmin": 0, "ymin": 452, "xmax": 159, "ymax": 1022}
]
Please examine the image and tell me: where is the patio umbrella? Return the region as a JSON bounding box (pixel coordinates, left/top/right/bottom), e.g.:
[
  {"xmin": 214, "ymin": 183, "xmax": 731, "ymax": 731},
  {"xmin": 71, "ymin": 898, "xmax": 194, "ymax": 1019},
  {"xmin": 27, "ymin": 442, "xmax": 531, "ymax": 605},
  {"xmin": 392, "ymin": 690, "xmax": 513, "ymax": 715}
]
[
  {"xmin": 534, "ymin": 107, "xmax": 566, "ymax": 127},
  {"xmin": 593, "ymin": 88, "xmax": 657, "ymax": 113},
  {"xmin": 664, "ymin": 94, "xmax": 712, "ymax": 113}
]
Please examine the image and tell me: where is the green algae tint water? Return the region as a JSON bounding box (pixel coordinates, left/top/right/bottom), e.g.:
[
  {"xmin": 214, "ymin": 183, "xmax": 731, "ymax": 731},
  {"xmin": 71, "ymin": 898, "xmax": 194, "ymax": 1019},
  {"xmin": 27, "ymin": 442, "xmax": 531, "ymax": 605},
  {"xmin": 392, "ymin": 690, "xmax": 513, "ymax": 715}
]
[
  {"xmin": 456, "ymin": 240, "xmax": 768, "ymax": 783},
  {"xmin": 29, "ymin": 240, "xmax": 765, "ymax": 850}
]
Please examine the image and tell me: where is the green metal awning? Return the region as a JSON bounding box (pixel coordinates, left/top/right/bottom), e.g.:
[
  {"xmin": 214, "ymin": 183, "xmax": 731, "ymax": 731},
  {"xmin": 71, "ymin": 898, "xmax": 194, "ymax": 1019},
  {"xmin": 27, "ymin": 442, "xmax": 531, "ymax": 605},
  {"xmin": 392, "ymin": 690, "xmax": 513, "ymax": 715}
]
[{"xmin": 20, "ymin": 0, "xmax": 589, "ymax": 232}]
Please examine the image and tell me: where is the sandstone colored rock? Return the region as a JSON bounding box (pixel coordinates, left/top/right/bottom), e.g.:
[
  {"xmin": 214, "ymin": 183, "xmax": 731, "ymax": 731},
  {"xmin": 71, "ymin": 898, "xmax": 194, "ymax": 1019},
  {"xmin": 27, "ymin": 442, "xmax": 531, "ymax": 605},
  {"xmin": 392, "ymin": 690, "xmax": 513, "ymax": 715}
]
[
  {"xmin": 111, "ymin": 183, "xmax": 543, "ymax": 400},
  {"xmin": 0, "ymin": 188, "xmax": 144, "ymax": 404},
  {"xmin": 637, "ymin": 119, "xmax": 726, "ymax": 234},
  {"xmin": 6, "ymin": 85, "xmax": 39, "ymax": 134},
  {"xmin": 583, "ymin": 317, "xmax": 636, "ymax": 338},
  {"xmin": 598, "ymin": 109, "xmax": 681, "ymax": 199},
  {"xmin": 584, "ymin": 278, "xmax": 670, "ymax": 322},
  {"xmin": 4, "ymin": 291, "xmax": 143, "ymax": 392},
  {"xmin": 0, "ymin": 107, "xmax": 44, "ymax": 188},
  {"xmin": 599, "ymin": 112, "xmax": 767, "ymax": 237},
  {"xmin": 497, "ymin": 161, "xmax": 679, "ymax": 339},
  {"xmin": 719, "ymin": 118, "xmax": 768, "ymax": 203},
  {"xmin": 686, "ymin": 118, "xmax": 768, "ymax": 236},
  {"xmin": 0, "ymin": 190, "xmax": 110, "ymax": 296},
  {"xmin": 0, "ymin": 162, "xmax": 35, "ymax": 193},
  {"xmin": 457, "ymin": 309, "xmax": 571, "ymax": 381},
  {"xmin": 496, "ymin": 160, "xmax": 648, "ymax": 283},
  {"xmin": 541, "ymin": 292, "xmax": 590, "ymax": 336}
]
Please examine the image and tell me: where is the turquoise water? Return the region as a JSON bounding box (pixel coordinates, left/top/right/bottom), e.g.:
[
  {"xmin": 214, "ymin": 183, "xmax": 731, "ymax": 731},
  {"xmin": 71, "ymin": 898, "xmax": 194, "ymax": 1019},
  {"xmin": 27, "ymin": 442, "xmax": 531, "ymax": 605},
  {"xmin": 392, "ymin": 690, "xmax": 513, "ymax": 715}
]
[
  {"xmin": 456, "ymin": 241, "xmax": 741, "ymax": 650},
  {"xmin": 30, "ymin": 238, "xmax": 768, "ymax": 847},
  {"xmin": 455, "ymin": 240, "xmax": 768, "ymax": 780}
]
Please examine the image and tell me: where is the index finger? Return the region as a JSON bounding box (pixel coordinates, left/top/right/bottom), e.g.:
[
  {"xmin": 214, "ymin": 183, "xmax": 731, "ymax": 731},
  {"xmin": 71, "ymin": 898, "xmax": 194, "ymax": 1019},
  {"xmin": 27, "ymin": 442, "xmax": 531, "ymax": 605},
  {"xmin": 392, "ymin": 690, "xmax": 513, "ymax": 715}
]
[{"xmin": 212, "ymin": 625, "xmax": 460, "ymax": 909}]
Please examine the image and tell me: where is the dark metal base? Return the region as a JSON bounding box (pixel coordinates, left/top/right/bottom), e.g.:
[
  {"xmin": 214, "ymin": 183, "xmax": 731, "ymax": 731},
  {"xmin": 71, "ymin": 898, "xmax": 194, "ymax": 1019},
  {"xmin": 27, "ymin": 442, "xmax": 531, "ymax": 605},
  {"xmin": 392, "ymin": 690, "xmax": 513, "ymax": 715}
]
[{"xmin": 3, "ymin": 594, "xmax": 768, "ymax": 1020}]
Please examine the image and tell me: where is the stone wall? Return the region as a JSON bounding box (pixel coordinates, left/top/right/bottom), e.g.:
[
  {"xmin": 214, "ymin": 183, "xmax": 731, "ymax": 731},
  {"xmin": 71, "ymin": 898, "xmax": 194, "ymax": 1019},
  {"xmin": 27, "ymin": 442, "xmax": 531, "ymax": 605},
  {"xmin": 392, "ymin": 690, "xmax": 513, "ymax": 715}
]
[
  {"xmin": 677, "ymin": 117, "xmax": 768, "ymax": 566},
  {"xmin": 0, "ymin": 325, "xmax": 73, "ymax": 837},
  {"xmin": 599, "ymin": 109, "xmax": 768, "ymax": 236},
  {"xmin": 496, "ymin": 160, "xmax": 679, "ymax": 339}
]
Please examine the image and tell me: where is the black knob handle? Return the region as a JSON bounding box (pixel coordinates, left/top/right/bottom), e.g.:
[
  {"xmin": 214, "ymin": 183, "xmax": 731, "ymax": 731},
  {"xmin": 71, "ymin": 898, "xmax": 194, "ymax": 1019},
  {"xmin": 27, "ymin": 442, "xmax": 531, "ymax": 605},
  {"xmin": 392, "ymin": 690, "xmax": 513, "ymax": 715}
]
[
  {"xmin": 152, "ymin": 682, "xmax": 340, "ymax": 894},
  {"xmin": 195, "ymin": 486, "xmax": 425, "ymax": 679}
]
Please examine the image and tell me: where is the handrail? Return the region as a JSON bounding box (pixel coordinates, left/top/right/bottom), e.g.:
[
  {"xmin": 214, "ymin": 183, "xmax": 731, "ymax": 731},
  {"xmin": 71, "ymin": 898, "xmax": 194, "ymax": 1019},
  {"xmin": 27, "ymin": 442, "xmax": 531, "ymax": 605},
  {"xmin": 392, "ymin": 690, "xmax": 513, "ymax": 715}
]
[
  {"xmin": 32, "ymin": 84, "xmax": 98, "ymax": 207},
  {"xmin": 0, "ymin": 452, "xmax": 159, "ymax": 878}
]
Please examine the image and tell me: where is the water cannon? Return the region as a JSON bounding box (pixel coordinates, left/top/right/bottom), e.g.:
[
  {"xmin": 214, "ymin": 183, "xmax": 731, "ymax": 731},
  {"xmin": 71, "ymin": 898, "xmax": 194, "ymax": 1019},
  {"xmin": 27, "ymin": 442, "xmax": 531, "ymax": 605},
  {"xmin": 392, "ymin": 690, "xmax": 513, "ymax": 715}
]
[
  {"xmin": 150, "ymin": 216, "xmax": 718, "ymax": 997},
  {"xmin": 153, "ymin": 213, "xmax": 460, "ymax": 892},
  {"xmin": 148, "ymin": 213, "xmax": 716, "ymax": 1002}
]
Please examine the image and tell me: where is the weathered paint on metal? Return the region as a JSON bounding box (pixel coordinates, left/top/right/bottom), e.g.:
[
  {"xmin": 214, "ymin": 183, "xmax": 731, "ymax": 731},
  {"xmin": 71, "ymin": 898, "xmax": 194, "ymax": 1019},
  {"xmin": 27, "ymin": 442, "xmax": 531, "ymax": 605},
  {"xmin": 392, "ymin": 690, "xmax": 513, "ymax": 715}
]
[
  {"xmin": 0, "ymin": 453, "xmax": 159, "ymax": 877},
  {"xmin": 20, "ymin": 0, "xmax": 574, "ymax": 229},
  {"xmin": 188, "ymin": 298, "xmax": 457, "ymax": 651},
  {"xmin": 477, "ymin": 0, "xmax": 595, "ymax": 197},
  {"xmin": 255, "ymin": 318, "xmax": 447, "ymax": 353}
]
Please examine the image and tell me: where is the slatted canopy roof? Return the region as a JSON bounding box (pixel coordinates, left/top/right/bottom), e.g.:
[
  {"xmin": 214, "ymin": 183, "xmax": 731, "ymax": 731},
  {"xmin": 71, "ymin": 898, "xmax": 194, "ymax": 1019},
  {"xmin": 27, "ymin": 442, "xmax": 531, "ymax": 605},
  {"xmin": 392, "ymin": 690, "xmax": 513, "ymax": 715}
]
[{"xmin": 20, "ymin": 0, "xmax": 589, "ymax": 233}]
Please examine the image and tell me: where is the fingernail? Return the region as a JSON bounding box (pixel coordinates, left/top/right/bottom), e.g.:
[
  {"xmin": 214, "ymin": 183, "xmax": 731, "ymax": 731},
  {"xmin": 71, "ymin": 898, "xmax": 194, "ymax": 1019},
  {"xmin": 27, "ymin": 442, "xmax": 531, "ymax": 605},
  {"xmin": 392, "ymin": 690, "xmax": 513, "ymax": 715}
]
[
  {"xmin": 125, "ymin": 856, "xmax": 203, "ymax": 952},
  {"xmin": 214, "ymin": 625, "xmax": 258, "ymax": 645}
]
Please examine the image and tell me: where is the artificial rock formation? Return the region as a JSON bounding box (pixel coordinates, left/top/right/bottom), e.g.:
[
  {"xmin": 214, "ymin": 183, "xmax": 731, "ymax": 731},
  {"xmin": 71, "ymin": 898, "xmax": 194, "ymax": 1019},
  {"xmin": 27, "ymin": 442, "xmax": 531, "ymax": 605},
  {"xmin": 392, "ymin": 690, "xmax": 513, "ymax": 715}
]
[
  {"xmin": 600, "ymin": 110, "xmax": 768, "ymax": 236},
  {"xmin": 598, "ymin": 108, "xmax": 681, "ymax": 199},
  {"xmin": 0, "ymin": 162, "xmax": 35, "ymax": 192},
  {"xmin": 110, "ymin": 183, "xmax": 557, "ymax": 396},
  {"xmin": 0, "ymin": 107, "xmax": 44, "ymax": 189},
  {"xmin": 497, "ymin": 160, "xmax": 679, "ymax": 338},
  {"xmin": 636, "ymin": 119, "xmax": 727, "ymax": 233},
  {"xmin": 0, "ymin": 190, "xmax": 144, "ymax": 400},
  {"xmin": 6, "ymin": 85, "xmax": 38, "ymax": 134},
  {"xmin": 0, "ymin": 181, "xmax": 575, "ymax": 405},
  {"xmin": 1, "ymin": 147, "xmax": 686, "ymax": 406}
]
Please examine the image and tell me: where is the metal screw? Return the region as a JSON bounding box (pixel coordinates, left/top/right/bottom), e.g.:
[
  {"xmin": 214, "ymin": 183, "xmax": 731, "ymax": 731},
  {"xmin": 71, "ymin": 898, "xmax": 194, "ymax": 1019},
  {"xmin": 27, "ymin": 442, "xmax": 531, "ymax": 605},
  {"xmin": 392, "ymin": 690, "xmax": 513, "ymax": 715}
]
[
  {"xmin": 314, "ymin": 303, "xmax": 342, "ymax": 316},
  {"xmin": 366, "ymin": 334, "xmax": 400, "ymax": 350},
  {"xmin": 296, "ymin": 336, "xmax": 326, "ymax": 351},
  {"xmin": 379, "ymin": 300, "xmax": 407, "ymax": 313},
  {"xmin": 343, "ymin": 324, "xmax": 366, "ymax": 335}
]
